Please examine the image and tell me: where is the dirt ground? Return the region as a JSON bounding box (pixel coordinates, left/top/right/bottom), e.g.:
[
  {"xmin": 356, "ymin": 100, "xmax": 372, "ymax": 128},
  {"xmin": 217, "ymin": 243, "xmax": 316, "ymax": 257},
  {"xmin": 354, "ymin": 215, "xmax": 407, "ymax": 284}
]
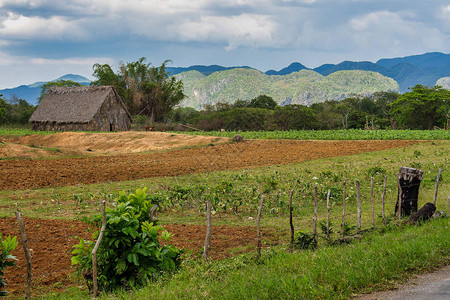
[
  {"xmin": 0, "ymin": 217, "xmax": 284, "ymax": 296},
  {"xmin": 0, "ymin": 131, "xmax": 230, "ymax": 159},
  {"xmin": 0, "ymin": 136, "xmax": 418, "ymax": 190}
]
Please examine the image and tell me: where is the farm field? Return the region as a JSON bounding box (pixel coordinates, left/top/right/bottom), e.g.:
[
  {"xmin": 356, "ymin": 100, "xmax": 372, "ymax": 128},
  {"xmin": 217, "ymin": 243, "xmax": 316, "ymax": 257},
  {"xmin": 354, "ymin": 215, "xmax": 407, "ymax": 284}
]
[
  {"xmin": 1, "ymin": 133, "xmax": 419, "ymax": 190},
  {"xmin": 0, "ymin": 131, "xmax": 230, "ymax": 159},
  {"xmin": 0, "ymin": 130, "xmax": 448, "ymax": 298},
  {"xmin": 178, "ymin": 129, "xmax": 450, "ymax": 140}
]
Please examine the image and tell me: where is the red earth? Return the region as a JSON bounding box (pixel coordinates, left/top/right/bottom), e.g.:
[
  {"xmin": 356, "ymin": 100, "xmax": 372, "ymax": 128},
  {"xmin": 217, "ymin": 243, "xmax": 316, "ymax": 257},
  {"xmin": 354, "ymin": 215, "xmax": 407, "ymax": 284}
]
[
  {"xmin": 0, "ymin": 217, "xmax": 285, "ymax": 297},
  {"xmin": 0, "ymin": 139, "xmax": 419, "ymax": 190}
]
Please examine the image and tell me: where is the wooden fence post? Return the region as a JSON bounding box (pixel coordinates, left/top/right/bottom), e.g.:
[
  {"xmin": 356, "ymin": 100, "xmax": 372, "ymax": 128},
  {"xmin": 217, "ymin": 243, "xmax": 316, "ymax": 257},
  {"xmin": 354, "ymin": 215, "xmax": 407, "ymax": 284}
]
[
  {"xmin": 256, "ymin": 194, "xmax": 265, "ymax": 259},
  {"xmin": 15, "ymin": 210, "xmax": 32, "ymax": 299},
  {"xmin": 203, "ymin": 199, "xmax": 212, "ymax": 261},
  {"xmin": 447, "ymin": 190, "xmax": 450, "ymax": 215},
  {"xmin": 433, "ymin": 168, "xmax": 442, "ymax": 206},
  {"xmin": 289, "ymin": 189, "xmax": 295, "ymax": 253},
  {"xmin": 371, "ymin": 176, "xmax": 375, "ymax": 228},
  {"xmin": 340, "ymin": 179, "xmax": 347, "ymax": 237},
  {"xmin": 397, "ymin": 174, "xmax": 402, "ymax": 220},
  {"xmin": 313, "ymin": 184, "xmax": 318, "ymax": 244},
  {"xmin": 356, "ymin": 181, "xmax": 361, "ymax": 233},
  {"xmin": 381, "ymin": 175, "xmax": 387, "ymax": 225},
  {"xmin": 92, "ymin": 200, "xmax": 106, "ymax": 297},
  {"xmin": 326, "ymin": 189, "xmax": 331, "ymax": 244}
]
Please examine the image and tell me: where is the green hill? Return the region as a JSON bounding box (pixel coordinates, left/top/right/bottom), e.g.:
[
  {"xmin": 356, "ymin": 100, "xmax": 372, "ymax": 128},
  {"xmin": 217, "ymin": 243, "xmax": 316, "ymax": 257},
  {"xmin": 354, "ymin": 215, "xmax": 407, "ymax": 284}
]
[{"xmin": 177, "ymin": 68, "xmax": 398, "ymax": 109}]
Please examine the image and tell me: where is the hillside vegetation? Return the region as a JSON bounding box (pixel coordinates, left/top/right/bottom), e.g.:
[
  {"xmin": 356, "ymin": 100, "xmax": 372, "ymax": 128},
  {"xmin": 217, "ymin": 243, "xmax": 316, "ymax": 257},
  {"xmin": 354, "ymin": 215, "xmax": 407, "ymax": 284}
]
[{"xmin": 176, "ymin": 69, "xmax": 398, "ymax": 109}]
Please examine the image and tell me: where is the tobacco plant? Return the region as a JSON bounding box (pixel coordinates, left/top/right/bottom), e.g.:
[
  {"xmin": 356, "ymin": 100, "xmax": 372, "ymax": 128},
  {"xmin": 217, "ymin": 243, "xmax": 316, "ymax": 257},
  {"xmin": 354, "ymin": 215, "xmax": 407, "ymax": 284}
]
[{"xmin": 0, "ymin": 234, "xmax": 18, "ymax": 296}]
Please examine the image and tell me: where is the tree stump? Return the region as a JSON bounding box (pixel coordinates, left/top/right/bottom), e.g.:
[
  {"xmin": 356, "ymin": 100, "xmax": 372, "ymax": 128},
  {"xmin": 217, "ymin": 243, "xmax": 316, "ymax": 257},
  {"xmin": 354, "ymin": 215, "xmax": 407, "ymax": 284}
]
[
  {"xmin": 395, "ymin": 167, "xmax": 423, "ymax": 217},
  {"xmin": 233, "ymin": 134, "xmax": 244, "ymax": 143},
  {"xmin": 405, "ymin": 202, "xmax": 436, "ymax": 225}
]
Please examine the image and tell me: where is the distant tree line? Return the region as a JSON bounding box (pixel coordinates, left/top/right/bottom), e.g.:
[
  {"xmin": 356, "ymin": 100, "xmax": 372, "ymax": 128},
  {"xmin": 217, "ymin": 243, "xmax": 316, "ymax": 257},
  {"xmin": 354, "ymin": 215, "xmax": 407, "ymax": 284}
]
[
  {"xmin": 172, "ymin": 85, "xmax": 450, "ymax": 131},
  {"xmin": 0, "ymin": 94, "xmax": 36, "ymax": 125},
  {"xmin": 1, "ymin": 74, "xmax": 449, "ymax": 131}
]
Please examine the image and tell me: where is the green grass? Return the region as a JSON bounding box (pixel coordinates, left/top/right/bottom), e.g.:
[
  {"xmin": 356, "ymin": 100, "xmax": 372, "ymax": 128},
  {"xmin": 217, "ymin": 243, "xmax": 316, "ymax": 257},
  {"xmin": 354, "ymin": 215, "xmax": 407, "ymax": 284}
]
[
  {"xmin": 0, "ymin": 127, "xmax": 56, "ymax": 137},
  {"xmin": 174, "ymin": 129, "xmax": 450, "ymax": 140}
]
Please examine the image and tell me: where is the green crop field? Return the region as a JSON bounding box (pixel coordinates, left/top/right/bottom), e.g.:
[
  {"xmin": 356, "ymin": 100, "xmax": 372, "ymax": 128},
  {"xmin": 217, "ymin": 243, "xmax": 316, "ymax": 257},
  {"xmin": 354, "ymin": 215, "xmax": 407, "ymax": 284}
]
[{"xmin": 175, "ymin": 129, "xmax": 450, "ymax": 140}]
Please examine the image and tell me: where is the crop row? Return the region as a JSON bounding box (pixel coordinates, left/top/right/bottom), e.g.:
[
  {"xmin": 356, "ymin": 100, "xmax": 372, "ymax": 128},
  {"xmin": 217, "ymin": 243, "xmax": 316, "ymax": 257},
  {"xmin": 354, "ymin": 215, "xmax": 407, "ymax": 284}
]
[{"xmin": 177, "ymin": 129, "xmax": 450, "ymax": 140}]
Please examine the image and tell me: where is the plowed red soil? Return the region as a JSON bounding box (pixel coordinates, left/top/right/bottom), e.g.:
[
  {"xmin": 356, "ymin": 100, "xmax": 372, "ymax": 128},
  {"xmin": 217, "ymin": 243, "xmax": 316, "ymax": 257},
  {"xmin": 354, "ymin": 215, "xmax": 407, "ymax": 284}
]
[
  {"xmin": 0, "ymin": 139, "xmax": 418, "ymax": 190},
  {"xmin": 0, "ymin": 217, "xmax": 284, "ymax": 296}
]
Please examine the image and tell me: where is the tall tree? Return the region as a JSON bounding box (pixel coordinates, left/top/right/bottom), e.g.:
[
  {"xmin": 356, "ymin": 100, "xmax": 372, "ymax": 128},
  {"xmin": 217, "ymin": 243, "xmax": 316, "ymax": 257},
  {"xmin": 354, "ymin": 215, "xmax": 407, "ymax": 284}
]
[
  {"xmin": 389, "ymin": 85, "xmax": 450, "ymax": 129},
  {"xmin": 91, "ymin": 58, "xmax": 185, "ymax": 122},
  {"xmin": 249, "ymin": 95, "xmax": 278, "ymax": 110},
  {"xmin": 0, "ymin": 94, "xmax": 7, "ymax": 119},
  {"xmin": 371, "ymin": 91, "xmax": 400, "ymax": 129}
]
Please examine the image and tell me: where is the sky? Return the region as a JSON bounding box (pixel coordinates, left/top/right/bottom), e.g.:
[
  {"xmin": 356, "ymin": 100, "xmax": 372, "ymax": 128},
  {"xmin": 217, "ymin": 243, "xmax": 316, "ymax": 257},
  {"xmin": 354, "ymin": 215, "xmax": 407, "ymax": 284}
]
[{"xmin": 0, "ymin": 0, "xmax": 449, "ymax": 89}]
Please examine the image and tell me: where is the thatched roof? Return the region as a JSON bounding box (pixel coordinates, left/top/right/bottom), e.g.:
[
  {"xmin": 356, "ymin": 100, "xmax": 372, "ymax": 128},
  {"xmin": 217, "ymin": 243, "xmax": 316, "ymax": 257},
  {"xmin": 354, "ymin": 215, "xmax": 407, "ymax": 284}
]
[{"xmin": 30, "ymin": 86, "xmax": 130, "ymax": 123}]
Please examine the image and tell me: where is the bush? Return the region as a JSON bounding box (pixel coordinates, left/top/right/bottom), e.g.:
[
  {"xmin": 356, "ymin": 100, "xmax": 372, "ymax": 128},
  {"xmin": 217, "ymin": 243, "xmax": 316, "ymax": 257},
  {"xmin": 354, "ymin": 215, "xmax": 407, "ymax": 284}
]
[
  {"xmin": 71, "ymin": 188, "xmax": 184, "ymax": 292},
  {"xmin": 366, "ymin": 166, "xmax": 386, "ymax": 177},
  {"xmin": 293, "ymin": 231, "xmax": 317, "ymax": 250},
  {"xmin": 0, "ymin": 234, "xmax": 18, "ymax": 296}
]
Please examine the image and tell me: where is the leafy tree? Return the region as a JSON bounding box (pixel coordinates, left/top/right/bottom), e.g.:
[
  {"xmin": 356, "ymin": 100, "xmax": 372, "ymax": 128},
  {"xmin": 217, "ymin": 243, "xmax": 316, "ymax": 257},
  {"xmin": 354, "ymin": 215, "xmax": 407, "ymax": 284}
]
[
  {"xmin": 267, "ymin": 105, "xmax": 318, "ymax": 130},
  {"xmin": 249, "ymin": 95, "xmax": 277, "ymax": 109},
  {"xmin": 233, "ymin": 99, "xmax": 251, "ymax": 108},
  {"xmin": 310, "ymin": 101, "xmax": 341, "ymax": 129},
  {"xmin": 371, "ymin": 91, "xmax": 400, "ymax": 129},
  {"xmin": 172, "ymin": 107, "xmax": 200, "ymax": 123},
  {"xmin": 2, "ymin": 95, "xmax": 36, "ymax": 124},
  {"xmin": 0, "ymin": 95, "xmax": 6, "ymax": 119},
  {"xmin": 91, "ymin": 58, "xmax": 185, "ymax": 122},
  {"xmin": 389, "ymin": 85, "xmax": 450, "ymax": 129},
  {"xmin": 38, "ymin": 80, "xmax": 84, "ymax": 103},
  {"xmin": 222, "ymin": 107, "xmax": 271, "ymax": 131}
]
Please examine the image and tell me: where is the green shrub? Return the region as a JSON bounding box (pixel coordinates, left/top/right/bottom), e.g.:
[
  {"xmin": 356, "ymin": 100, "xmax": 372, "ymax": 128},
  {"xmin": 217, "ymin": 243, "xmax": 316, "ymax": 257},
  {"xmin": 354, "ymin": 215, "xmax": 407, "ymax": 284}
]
[
  {"xmin": 71, "ymin": 188, "xmax": 184, "ymax": 292},
  {"xmin": 293, "ymin": 231, "xmax": 317, "ymax": 250},
  {"xmin": 366, "ymin": 166, "xmax": 386, "ymax": 177},
  {"xmin": 0, "ymin": 234, "xmax": 18, "ymax": 296}
]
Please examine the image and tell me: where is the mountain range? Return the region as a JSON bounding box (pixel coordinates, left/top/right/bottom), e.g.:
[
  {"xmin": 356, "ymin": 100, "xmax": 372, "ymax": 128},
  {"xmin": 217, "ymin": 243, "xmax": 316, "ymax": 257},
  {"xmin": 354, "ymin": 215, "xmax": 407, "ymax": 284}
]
[
  {"xmin": 1, "ymin": 52, "xmax": 449, "ymax": 106},
  {"xmin": 176, "ymin": 69, "xmax": 398, "ymax": 109},
  {"xmin": 168, "ymin": 52, "xmax": 450, "ymax": 93},
  {"xmin": 0, "ymin": 74, "xmax": 90, "ymax": 105}
]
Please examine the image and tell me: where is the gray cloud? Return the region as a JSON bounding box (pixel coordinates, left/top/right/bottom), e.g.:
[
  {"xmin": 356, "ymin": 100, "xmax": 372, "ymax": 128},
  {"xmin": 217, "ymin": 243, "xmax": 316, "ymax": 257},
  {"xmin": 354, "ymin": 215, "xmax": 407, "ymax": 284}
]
[{"xmin": 0, "ymin": 0, "xmax": 449, "ymax": 88}]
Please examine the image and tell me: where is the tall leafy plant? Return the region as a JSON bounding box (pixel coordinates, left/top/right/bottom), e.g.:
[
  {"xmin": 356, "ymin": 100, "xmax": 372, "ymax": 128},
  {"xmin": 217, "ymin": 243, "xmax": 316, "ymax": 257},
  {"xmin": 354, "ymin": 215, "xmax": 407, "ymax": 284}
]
[
  {"xmin": 0, "ymin": 234, "xmax": 18, "ymax": 296},
  {"xmin": 72, "ymin": 188, "xmax": 183, "ymax": 292}
]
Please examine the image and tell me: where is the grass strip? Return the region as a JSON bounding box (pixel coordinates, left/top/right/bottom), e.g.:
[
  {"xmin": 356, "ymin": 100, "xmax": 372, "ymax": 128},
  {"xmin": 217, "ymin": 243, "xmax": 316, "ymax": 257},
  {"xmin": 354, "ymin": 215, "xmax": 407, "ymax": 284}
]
[{"xmin": 120, "ymin": 218, "xmax": 449, "ymax": 300}]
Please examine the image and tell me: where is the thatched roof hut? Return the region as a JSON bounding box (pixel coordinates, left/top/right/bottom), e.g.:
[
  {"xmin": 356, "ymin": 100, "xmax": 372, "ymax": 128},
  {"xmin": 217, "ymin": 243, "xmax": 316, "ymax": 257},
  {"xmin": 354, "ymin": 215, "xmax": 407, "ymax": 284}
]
[{"xmin": 30, "ymin": 86, "xmax": 132, "ymax": 131}]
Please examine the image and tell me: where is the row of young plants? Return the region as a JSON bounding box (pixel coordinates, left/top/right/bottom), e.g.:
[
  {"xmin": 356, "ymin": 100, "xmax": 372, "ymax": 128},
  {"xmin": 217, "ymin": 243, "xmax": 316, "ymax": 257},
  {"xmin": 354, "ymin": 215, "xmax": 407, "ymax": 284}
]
[
  {"xmin": 176, "ymin": 129, "xmax": 450, "ymax": 140},
  {"xmin": 1, "ymin": 127, "xmax": 449, "ymax": 140},
  {"xmin": 70, "ymin": 165, "xmax": 417, "ymax": 219}
]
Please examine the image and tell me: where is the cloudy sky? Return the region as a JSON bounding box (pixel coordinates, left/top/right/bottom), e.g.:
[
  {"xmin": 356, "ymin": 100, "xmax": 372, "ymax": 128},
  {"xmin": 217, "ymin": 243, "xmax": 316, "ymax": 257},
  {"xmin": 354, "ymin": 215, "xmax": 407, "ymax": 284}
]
[{"xmin": 1, "ymin": 0, "xmax": 449, "ymax": 88}]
